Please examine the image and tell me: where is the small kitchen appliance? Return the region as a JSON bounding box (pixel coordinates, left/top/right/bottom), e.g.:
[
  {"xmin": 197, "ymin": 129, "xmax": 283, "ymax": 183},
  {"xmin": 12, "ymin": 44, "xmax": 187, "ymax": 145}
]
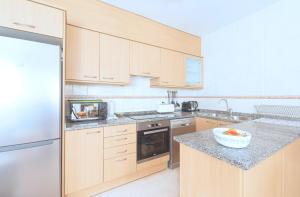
[
  {"xmin": 181, "ymin": 101, "xmax": 198, "ymax": 112},
  {"xmin": 68, "ymin": 100, "xmax": 107, "ymax": 121}
]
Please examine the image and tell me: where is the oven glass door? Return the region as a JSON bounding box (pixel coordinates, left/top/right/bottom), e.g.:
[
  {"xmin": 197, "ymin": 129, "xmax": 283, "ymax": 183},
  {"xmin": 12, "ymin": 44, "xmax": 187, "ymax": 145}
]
[{"xmin": 137, "ymin": 127, "xmax": 169, "ymax": 162}]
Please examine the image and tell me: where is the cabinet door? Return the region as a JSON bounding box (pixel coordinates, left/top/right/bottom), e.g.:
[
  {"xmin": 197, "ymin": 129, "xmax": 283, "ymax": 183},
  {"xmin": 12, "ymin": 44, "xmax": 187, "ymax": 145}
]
[
  {"xmin": 65, "ymin": 128, "xmax": 103, "ymax": 195},
  {"xmin": 184, "ymin": 55, "xmax": 203, "ymax": 88},
  {"xmin": 100, "ymin": 34, "xmax": 130, "ymax": 84},
  {"xmin": 104, "ymin": 153, "xmax": 136, "ymax": 182},
  {"xmin": 196, "ymin": 118, "xmax": 232, "ymax": 131},
  {"xmin": 0, "ymin": 0, "xmax": 63, "ymax": 38},
  {"xmin": 130, "ymin": 41, "xmax": 160, "ymax": 77},
  {"xmin": 153, "ymin": 49, "xmax": 184, "ymax": 87},
  {"xmin": 66, "ymin": 25, "xmax": 100, "ymax": 81}
]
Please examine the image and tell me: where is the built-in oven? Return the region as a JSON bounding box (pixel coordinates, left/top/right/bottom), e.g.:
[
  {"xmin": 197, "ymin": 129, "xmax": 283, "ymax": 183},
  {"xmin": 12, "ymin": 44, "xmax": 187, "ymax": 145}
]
[{"xmin": 137, "ymin": 120, "xmax": 170, "ymax": 163}]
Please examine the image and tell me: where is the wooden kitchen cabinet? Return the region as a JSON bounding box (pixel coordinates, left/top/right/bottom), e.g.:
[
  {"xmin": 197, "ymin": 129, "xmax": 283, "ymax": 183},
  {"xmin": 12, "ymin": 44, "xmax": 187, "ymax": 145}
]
[
  {"xmin": 66, "ymin": 25, "xmax": 100, "ymax": 82},
  {"xmin": 103, "ymin": 124, "xmax": 137, "ymax": 182},
  {"xmin": 65, "ymin": 128, "xmax": 104, "ymax": 195},
  {"xmin": 196, "ymin": 117, "xmax": 233, "ymax": 131},
  {"xmin": 130, "ymin": 41, "xmax": 160, "ymax": 77},
  {"xmin": 104, "ymin": 133, "xmax": 136, "ymax": 148},
  {"xmin": 103, "ymin": 124, "xmax": 136, "ymax": 137},
  {"xmin": 151, "ymin": 48, "xmax": 185, "ymax": 87},
  {"xmin": 104, "ymin": 153, "xmax": 136, "ymax": 182},
  {"xmin": 99, "ymin": 33, "xmax": 130, "ymax": 84},
  {"xmin": 0, "ymin": 0, "xmax": 64, "ymax": 38},
  {"xmin": 184, "ymin": 55, "xmax": 203, "ymax": 88}
]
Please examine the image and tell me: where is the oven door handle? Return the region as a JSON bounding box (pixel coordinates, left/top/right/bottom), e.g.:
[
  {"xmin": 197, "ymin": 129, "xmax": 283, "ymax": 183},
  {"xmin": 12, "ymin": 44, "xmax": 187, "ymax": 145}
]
[{"xmin": 143, "ymin": 128, "xmax": 168, "ymax": 135}]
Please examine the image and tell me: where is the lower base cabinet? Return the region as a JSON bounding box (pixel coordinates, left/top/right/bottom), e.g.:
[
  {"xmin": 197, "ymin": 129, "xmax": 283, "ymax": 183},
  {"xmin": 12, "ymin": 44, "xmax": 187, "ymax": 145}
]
[
  {"xmin": 64, "ymin": 124, "xmax": 170, "ymax": 197},
  {"xmin": 104, "ymin": 153, "xmax": 136, "ymax": 182},
  {"xmin": 65, "ymin": 128, "xmax": 104, "ymax": 195},
  {"xmin": 196, "ymin": 117, "xmax": 233, "ymax": 131}
]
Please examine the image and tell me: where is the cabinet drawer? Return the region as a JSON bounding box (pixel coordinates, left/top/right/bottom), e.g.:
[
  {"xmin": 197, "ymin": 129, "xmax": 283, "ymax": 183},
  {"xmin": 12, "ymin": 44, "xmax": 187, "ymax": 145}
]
[
  {"xmin": 104, "ymin": 153, "xmax": 136, "ymax": 182},
  {"xmin": 104, "ymin": 133, "xmax": 136, "ymax": 148},
  {"xmin": 104, "ymin": 124, "xmax": 136, "ymax": 137},
  {"xmin": 0, "ymin": 0, "xmax": 64, "ymax": 38},
  {"xmin": 104, "ymin": 143, "xmax": 136, "ymax": 159}
]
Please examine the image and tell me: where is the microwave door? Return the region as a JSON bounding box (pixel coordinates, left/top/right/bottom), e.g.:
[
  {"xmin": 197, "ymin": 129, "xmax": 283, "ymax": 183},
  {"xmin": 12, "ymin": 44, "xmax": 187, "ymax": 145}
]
[{"xmin": 71, "ymin": 106, "xmax": 79, "ymax": 120}]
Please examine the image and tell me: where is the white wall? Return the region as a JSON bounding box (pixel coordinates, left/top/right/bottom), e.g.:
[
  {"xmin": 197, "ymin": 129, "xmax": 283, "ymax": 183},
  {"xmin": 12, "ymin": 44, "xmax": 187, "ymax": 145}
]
[
  {"xmin": 66, "ymin": 0, "xmax": 300, "ymax": 114},
  {"xmin": 200, "ymin": 0, "xmax": 300, "ymax": 112},
  {"xmin": 65, "ymin": 77, "xmax": 204, "ymax": 115}
]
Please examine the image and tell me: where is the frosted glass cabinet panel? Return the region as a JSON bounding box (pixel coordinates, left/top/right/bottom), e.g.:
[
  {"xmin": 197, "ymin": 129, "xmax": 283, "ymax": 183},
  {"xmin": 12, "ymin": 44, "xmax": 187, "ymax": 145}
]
[{"xmin": 184, "ymin": 55, "xmax": 203, "ymax": 88}]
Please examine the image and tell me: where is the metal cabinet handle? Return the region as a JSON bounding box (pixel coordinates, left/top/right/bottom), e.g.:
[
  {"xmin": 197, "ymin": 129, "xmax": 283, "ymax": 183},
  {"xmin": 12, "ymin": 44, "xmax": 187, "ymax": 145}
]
[
  {"xmin": 180, "ymin": 123, "xmax": 191, "ymax": 127},
  {"xmin": 86, "ymin": 131, "xmax": 101, "ymax": 135},
  {"xmin": 84, "ymin": 75, "xmax": 97, "ymax": 79},
  {"xmin": 162, "ymin": 81, "xmax": 168, "ymax": 84},
  {"xmin": 117, "ymin": 129, "xmax": 127, "ymax": 133},
  {"xmin": 116, "ymin": 150, "xmax": 128, "ymax": 154},
  {"xmin": 116, "ymin": 137, "xmax": 128, "ymax": 141},
  {"xmin": 116, "ymin": 158, "xmax": 127, "ymax": 162},
  {"xmin": 143, "ymin": 72, "xmax": 151, "ymax": 75},
  {"xmin": 102, "ymin": 77, "xmax": 114, "ymax": 80},
  {"xmin": 13, "ymin": 22, "xmax": 36, "ymax": 29}
]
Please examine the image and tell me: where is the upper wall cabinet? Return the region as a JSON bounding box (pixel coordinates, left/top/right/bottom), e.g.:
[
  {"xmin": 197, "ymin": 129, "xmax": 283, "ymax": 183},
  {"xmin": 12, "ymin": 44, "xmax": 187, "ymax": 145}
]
[
  {"xmin": 151, "ymin": 49, "xmax": 184, "ymax": 88},
  {"xmin": 99, "ymin": 34, "xmax": 130, "ymax": 84},
  {"xmin": 34, "ymin": 0, "xmax": 201, "ymax": 56},
  {"xmin": 66, "ymin": 25, "xmax": 100, "ymax": 82},
  {"xmin": 130, "ymin": 41, "xmax": 160, "ymax": 78},
  {"xmin": 0, "ymin": 0, "xmax": 64, "ymax": 38},
  {"xmin": 184, "ymin": 55, "xmax": 203, "ymax": 88}
]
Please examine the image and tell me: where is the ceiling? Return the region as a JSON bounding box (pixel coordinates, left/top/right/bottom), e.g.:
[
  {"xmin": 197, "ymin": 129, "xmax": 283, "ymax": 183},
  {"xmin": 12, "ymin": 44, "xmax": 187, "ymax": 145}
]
[{"xmin": 101, "ymin": 0, "xmax": 279, "ymax": 36}]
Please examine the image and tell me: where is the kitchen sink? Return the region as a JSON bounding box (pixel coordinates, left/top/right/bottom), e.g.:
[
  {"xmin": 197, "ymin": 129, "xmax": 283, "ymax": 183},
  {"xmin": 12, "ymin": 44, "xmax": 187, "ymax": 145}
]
[
  {"xmin": 229, "ymin": 115, "xmax": 253, "ymax": 121},
  {"xmin": 198, "ymin": 112, "xmax": 253, "ymax": 122}
]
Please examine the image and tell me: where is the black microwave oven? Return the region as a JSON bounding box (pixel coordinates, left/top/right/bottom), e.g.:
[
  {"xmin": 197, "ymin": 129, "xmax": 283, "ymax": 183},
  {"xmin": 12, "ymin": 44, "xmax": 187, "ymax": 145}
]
[{"xmin": 67, "ymin": 100, "xmax": 107, "ymax": 122}]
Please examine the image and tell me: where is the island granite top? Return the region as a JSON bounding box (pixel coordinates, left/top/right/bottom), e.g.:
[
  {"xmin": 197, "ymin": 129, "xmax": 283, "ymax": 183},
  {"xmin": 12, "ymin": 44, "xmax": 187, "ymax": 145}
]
[{"xmin": 174, "ymin": 118, "xmax": 300, "ymax": 170}]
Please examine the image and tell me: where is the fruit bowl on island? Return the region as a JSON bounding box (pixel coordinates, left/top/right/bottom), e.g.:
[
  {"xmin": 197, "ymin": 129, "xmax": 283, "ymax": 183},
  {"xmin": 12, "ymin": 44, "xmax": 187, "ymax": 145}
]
[{"xmin": 213, "ymin": 128, "xmax": 252, "ymax": 148}]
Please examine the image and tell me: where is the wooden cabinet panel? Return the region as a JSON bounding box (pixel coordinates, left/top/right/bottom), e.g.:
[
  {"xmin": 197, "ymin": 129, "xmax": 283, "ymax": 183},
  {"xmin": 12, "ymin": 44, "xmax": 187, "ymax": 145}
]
[
  {"xmin": 66, "ymin": 25, "xmax": 100, "ymax": 81},
  {"xmin": 243, "ymin": 150, "xmax": 283, "ymax": 197},
  {"xmin": 104, "ymin": 133, "xmax": 136, "ymax": 149},
  {"xmin": 196, "ymin": 117, "xmax": 233, "ymax": 131},
  {"xmin": 0, "ymin": 0, "xmax": 63, "ymax": 38},
  {"xmin": 151, "ymin": 49, "xmax": 184, "ymax": 87},
  {"xmin": 283, "ymin": 138, "xmax": 300, "ymax": 197},
  {"xmin": 99, "ymin": 33, "xmax": 130, "ymax": 84},
  {"xmin": 104, "ymin": 124, "xmax": 136, "ymax": 138},
  {"xmin": 31, "ymin": 0, "xmax": 201, "ymax": 56},
  {"xmin": 104, "ymin": 153, "xmax": 136, "ymax": 182},
  {"xmin": 104, "ymin": 143, "xmax": 136, "ymax": 160},
  {"xmin": 130, "ymin": 41, "xmax": 160, "ymax": 77},
  {"xmin": 180, "ymin": 144, "xmax": 242, "ymax": 197},
  {"xmin": 65, "ymin": 128, "xmax": 104, "ymax": 194}
]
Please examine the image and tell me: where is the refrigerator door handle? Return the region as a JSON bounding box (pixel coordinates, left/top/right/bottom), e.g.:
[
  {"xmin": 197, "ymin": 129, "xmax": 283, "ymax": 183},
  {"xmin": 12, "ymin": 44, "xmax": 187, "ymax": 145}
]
[{"xmin": 0, "ymin": 139, "xmax": 56, "ymax": 153}]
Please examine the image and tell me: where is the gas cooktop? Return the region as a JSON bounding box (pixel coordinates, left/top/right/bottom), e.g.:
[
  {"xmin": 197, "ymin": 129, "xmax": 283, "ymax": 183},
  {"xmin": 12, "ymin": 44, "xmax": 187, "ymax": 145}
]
[{"xmin": 128, "ymin": 113, "xmax": 177, "ymax": 120}]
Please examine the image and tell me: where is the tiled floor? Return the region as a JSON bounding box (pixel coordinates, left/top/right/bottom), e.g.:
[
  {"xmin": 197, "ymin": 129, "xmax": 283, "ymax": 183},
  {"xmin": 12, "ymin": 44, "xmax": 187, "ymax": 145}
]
[{"xmin": 95, "ymin": 168, "xmax": 179, "ymax": 197}]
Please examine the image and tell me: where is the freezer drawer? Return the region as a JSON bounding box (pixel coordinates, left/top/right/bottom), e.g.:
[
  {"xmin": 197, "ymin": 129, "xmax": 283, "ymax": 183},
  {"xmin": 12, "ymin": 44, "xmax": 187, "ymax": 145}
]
[{"xmin": 0, "ymin": 139, "xmax": 60, "ymax": 197}]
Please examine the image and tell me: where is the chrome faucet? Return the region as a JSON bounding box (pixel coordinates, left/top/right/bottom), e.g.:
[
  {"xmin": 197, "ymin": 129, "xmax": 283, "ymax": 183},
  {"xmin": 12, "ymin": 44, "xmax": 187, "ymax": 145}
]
[{"xmin": 218, "ymin": 98, "xmax": 233, "ymax": 116}]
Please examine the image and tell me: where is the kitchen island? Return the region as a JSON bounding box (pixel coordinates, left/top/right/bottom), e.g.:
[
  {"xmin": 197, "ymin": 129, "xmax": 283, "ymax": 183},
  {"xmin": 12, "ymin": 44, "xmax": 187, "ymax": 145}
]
[{"xmin": 175, "ymin": 118, "xmax": 300, "ymax": 197}]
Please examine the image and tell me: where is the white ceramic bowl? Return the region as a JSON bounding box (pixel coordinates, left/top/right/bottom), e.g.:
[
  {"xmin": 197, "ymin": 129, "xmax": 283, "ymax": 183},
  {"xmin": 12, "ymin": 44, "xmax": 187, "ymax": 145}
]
[{"xmin": 213, "ymin": 128, "xmax": 252, "ymax": 148}]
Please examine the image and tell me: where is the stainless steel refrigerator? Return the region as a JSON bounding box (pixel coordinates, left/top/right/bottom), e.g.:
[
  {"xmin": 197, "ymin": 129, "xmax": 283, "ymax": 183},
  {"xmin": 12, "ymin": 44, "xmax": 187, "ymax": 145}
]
[{"xmin": 0, "ymin": 35, "xmax": 61, "ymax": 197}]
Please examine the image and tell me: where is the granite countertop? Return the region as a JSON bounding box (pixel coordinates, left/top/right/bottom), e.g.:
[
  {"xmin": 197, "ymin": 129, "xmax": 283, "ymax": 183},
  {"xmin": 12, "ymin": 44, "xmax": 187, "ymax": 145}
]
[
  {"xmin": 64, "ymin": 110, "xmax": 254, "ymax": 131},
  {"xmin": 174, "ymin": 118, "xmax": 300, "ymax": 170},
  {"xmin": 64, "ymin": 117, "xmax": 136, "ymax": 131}
]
